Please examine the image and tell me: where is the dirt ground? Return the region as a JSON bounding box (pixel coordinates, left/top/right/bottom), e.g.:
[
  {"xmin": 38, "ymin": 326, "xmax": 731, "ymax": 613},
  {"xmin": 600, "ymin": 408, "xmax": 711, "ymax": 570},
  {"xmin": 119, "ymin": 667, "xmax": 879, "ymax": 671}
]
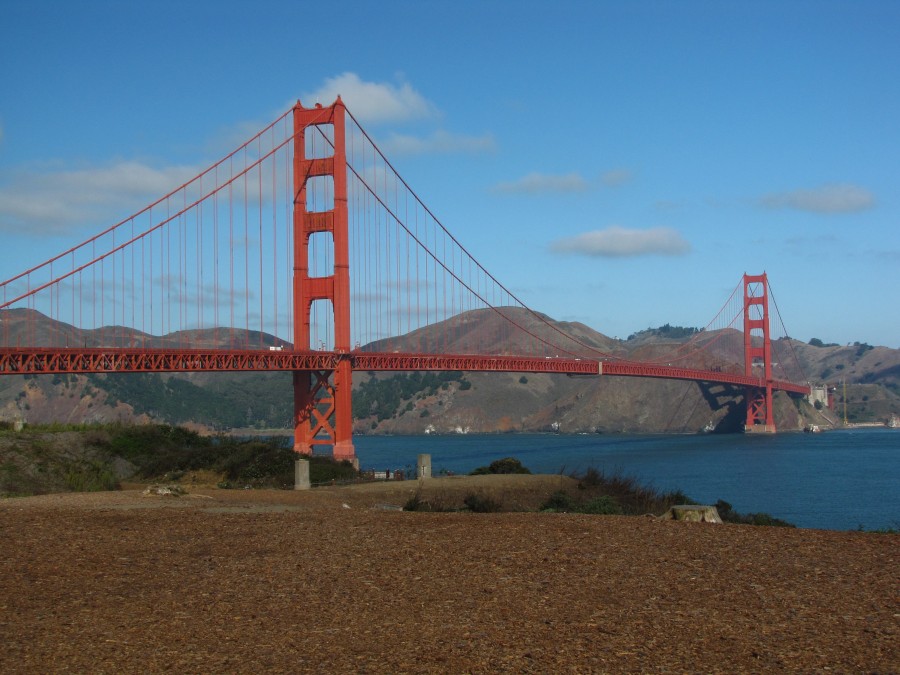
[{"xmin": 0, "ymin": 476, "xmax": 897, "ymax": 673}]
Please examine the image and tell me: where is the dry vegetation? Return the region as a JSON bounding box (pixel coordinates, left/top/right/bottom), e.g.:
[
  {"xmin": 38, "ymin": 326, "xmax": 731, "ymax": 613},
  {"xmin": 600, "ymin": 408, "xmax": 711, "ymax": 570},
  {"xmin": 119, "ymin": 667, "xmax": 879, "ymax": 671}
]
[{"xmin": 1, "ymin": 477, "xmax": 896, "ymax": 673}]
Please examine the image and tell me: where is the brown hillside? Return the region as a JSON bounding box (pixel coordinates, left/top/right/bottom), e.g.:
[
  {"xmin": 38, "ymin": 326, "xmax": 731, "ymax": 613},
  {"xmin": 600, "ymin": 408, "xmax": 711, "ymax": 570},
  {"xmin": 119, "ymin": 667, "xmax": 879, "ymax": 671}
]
[{"xmin": 2, "ymin": 309, "xmax": 898, "ymax": 431}]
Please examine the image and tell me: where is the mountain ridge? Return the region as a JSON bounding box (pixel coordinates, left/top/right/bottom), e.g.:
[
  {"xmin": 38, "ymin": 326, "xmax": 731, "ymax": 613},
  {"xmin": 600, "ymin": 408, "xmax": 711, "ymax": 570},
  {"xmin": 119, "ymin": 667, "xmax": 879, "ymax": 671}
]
[{"xmin": 1, "ymin": 308, "xmax": 898, "ymax": 433}]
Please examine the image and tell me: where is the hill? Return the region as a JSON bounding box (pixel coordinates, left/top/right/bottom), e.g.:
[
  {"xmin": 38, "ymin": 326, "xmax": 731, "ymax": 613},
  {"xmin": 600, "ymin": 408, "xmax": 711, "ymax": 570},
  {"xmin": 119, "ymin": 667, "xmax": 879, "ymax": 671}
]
[{"xmin": 1, "ymin": 309, "xmax": 898, "ymax": 433}]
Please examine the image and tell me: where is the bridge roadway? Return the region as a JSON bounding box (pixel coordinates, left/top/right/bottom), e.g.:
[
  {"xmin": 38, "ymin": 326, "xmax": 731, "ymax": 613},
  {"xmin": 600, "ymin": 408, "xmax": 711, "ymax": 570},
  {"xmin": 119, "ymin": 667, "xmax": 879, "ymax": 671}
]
[{"xmin": 0, "ymin": 347, "xmax": 810, "ymax": 396}]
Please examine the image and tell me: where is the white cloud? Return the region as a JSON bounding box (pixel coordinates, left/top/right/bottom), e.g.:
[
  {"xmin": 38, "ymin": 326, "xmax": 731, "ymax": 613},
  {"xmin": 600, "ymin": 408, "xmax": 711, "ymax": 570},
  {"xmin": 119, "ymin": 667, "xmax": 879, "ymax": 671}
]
[
  {"xmin": 491, "ymin": 172, "xmax": 590, "ymax": 195},
  {"xmin": 0, "ymin": 161, "xmax": 200, "ymax": 235},
  {"xmin": 301, "ymin": 72, "xmax": 438, "ymax": 125},
  {"xmin": 378, "ymin": 130, "xmax": 496, "ymax": 156},
  {"xmin": 760, "ymin": 183, "xmax": 875, "ymax": 214},
  {"xmin": 550, "ymin": 226, "xmax": 691, "ymax": 257}
]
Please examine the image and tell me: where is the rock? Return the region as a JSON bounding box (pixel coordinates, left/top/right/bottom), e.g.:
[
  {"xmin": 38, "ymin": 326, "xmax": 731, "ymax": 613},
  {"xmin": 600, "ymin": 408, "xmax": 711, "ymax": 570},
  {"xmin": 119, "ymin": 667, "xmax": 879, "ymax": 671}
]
[
  {"xmin": 142, "ymin": 485, "xmax": 185, "ymax": 497},
  {"xmin": 660, "ymin": 505, "xmax": 723, "ymax": 524}
]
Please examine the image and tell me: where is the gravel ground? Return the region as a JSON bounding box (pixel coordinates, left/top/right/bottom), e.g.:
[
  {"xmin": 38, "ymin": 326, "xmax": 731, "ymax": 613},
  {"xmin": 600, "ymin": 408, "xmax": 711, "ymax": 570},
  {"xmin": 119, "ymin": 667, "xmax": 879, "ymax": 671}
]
[{"xmin": 0, "ymin": 478, "xmax": 897, "ymax": 673}]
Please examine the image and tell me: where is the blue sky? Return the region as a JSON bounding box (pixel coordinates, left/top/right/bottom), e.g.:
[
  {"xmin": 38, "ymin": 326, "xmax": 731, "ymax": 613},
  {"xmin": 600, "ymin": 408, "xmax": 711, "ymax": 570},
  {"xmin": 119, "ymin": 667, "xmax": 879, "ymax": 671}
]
[{"xmin": 2, "ymin": 0, "xmax": 898, "ymax": 347}]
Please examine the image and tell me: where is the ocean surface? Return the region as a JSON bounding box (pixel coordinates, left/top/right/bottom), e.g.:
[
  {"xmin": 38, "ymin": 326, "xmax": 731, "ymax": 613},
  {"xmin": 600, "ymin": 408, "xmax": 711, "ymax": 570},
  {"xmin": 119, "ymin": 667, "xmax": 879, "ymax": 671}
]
[{"xmin": 351, "ymin": 428, "xmax": 900, "ymax": 531}]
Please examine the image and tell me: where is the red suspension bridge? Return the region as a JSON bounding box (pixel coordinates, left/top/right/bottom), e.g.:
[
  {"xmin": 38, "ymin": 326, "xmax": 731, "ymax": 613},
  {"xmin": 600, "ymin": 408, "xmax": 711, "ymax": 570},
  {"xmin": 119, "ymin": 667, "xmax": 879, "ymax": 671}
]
[{"xmin": 0, "ymin": 99, "xmax": 810, "ymax": 461}]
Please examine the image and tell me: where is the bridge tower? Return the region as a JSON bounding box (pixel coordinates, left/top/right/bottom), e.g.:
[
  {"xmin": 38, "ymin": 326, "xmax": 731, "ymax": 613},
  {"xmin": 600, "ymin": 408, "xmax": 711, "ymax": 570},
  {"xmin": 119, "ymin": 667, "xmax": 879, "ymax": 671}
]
[
  {"xmin": 743, "ymin": 273, "xmax": 775, "ymax": 433},
  {"xmin": 292, "ymin": 99, "xmax": 355, "ymax": 462}
]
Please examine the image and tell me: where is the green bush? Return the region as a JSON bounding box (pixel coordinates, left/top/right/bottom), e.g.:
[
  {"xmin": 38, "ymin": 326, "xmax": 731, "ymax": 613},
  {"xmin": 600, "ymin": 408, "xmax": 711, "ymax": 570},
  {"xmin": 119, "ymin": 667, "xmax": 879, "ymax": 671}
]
[
  {"xmin": 107, "ymin": 425, "xmax": 219, "ymax": 477},
  {"xmin": 714, "ymin": 500, "xmax": 795, "ymax": 528},
  {"xmin": 308, "ymin": 455, "xmax": 359, "ymax": 485},
  {"xmin": 579, "ymin": 495, "xmax": 622, "ymax": 515},
  {"xmin": 63, "ymin": 460, "xmax": 119, "ymax": 492},
  {"xmin": 541, "ymin": 490, "xmax": 622, "ymax": 515},
  {"xmin": 470, "ymin": 457, "xmax": 531, "ymax": 475},
  {"xmin": 541, "ymin": 490, "xmax": 575, "ymax": 512},
  {"xmin": 218, "ymin": 439, "xmax": 294, "ymax": 487}
]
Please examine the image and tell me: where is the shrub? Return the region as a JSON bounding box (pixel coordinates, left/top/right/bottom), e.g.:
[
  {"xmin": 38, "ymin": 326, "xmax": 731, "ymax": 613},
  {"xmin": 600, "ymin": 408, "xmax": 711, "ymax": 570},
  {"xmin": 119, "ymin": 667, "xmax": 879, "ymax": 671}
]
[
  {"xmin": 308, "ymin": 455, "xmax": 359, "ymax": 486},
  {"xmin": 715, "ymin": 500, "xmax": 795, "ymax": 527},
  {"xmin": 578, "ymin": 466, "xmax": 602, "ymax": 488},
  {"xmin": 665, "ymin": 490, "xmax": 696, "ymax": 506},
  {"xmin": 580, "ymin": 495, "xmax": 622, "ymax": 515},
  {"xmin": 463, "ymin": 492, "xmax": 502, "ymax": 513},
  {"xmin": 403, "ymin": 489, "xmax": 429, "ymax": 512},
  {"xmin": 744, "ymin": 513, "xmax": 795, "ymax": 527},
  {"xmin": 541, "ymin": 490, "xmax": 575, "ymax": 512},
  {"xmin": 470, "ymin": 457, "xmax": 531, "ymax": 475},
  {"xmin": 402, "ymin": 488, "xmax": 456, "ymax": 512},
  {"xmin": 63, "ymin": 460, "xmax": 119, "ymax": 492}
]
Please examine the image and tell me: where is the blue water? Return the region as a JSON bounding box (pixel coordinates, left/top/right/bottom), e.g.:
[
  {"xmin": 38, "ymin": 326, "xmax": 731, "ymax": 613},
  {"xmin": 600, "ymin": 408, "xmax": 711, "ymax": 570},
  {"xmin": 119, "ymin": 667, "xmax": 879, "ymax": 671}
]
[{"xmin": 353, "ymin": 429, "xmax": 900, "ymax": 531}]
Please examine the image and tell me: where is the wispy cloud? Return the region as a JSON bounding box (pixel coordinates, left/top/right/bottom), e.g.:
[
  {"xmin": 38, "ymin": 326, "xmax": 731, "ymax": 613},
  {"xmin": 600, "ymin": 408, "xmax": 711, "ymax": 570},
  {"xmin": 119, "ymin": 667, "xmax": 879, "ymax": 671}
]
[
  {"xmin": 490, "ymin": 167, "xmax": 633, "ymax": 195},
  {"xmin": 550, "ymin": 226, "xmax": 691, "ymax": 257},
  {"xmin": 302, "ymin": 72, "xmax": 438, "ymax": 125},
  {"xmin": 0, "ymin": 161, "xmax": 200, "ymax": 235},
  {"xmin": 760, "ymin": 183, "xmax": 875, "ymax": 214},
  {"xmin": 874, "ymin": 248, "xmax": 900, "ymax": 262},
  {"xmin": 299, "ymin": 73, "xmax": 495, "ymax": 159},
  {"xmin": 600, "ymin": 168, "xmax": 634, "ymax": 187},
  {"xmin": 491, "ymin": 172, "xmax": 590, "ymax": 195},
  {"xmin": 654, "ymin": 200, "xmax": 684, "ymax": 212},
  {"xmin": 379, "ymin": 130, "xmax": 496, "ymax": 156}
]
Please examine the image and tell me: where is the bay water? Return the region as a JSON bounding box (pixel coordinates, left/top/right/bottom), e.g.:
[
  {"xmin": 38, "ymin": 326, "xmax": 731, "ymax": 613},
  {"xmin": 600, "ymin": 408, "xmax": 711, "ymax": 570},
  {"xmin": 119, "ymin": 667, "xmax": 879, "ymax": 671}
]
[{"xmin": 353, "ymin": 428, "xmax": 899, "ymax": 531}]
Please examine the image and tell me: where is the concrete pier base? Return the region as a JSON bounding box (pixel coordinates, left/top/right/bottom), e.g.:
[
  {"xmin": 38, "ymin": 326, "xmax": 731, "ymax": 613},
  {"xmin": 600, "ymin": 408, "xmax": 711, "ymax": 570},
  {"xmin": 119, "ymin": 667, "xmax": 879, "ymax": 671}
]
[
  {"xmin": 294, "ymin": 459, "xmax": 310, "ymax": 490},
  {"xmin": 744, "ymin": 424, "xmax": 776, "ymax": 434},
  {"xmin": 417, "ymin": 454, "xmax": 431, "ymax": 479}
]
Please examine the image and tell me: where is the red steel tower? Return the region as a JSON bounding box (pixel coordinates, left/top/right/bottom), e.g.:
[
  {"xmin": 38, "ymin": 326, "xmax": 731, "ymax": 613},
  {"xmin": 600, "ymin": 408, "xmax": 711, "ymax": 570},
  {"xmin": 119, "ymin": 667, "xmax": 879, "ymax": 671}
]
[
  {"xmin": 743, "ymin": 272, "xmax": 775, "ymax": 433},
  {"xmin": 292, "ymin": 99, "xmax": 355, "ymax": 462}
]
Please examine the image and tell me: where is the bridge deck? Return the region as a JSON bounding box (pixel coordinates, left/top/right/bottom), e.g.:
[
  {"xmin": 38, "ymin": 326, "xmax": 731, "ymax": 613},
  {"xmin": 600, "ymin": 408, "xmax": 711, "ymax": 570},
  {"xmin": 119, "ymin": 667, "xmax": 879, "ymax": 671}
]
[{"xmin": 0, "ymin": 347, "xmax": 810, "ymax": 395}]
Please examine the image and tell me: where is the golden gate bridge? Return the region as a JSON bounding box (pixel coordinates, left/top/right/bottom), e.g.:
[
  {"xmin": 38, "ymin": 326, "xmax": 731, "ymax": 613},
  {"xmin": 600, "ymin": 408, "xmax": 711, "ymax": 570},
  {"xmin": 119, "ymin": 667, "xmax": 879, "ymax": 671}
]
[{"xmin": 0, "ymin": 99, "xmax": 810, "ymax": 461}]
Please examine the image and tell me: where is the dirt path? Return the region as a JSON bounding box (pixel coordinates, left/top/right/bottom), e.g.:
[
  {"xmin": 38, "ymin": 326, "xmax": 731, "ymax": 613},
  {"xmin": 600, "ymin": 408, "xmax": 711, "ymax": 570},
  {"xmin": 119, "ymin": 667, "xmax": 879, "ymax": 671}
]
[{"xmin": 1, "ymin": 478, "xmax": 896, "ymax": 673}]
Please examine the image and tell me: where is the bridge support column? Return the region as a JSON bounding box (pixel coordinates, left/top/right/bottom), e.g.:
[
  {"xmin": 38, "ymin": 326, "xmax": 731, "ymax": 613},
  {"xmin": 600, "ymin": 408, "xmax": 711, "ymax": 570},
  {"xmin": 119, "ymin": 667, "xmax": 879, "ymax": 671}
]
[
  {"xmin": 292, "ymin": 98, "xmax": 355, "ymax": 461},
  {"xmin": 743, "ymin": 273, "xmax": 776, "ymax": 433}
]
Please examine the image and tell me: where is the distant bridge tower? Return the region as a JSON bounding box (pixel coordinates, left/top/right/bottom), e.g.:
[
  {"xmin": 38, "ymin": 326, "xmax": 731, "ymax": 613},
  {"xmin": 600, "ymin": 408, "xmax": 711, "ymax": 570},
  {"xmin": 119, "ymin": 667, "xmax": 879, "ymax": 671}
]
[
  {"xmin": 743, "ymin": 273, "xmax": 775, "ymax": 433},
  {"xmin": 292, "ymin": 99, "xmax": 355, "ymax": 462}
]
